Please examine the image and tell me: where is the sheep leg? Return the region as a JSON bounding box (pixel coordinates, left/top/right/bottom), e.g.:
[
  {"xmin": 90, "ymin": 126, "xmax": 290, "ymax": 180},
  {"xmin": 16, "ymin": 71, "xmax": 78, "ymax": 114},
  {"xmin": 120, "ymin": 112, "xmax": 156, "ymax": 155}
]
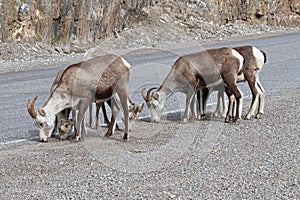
[
  {"xmin": 190, "ymin": 93, "xmax": 197, "ymax": 119},
  {"xmin": 214, "ymin": 90, "xmax": 224, "ymax": 117},
  {"xmin": 101, "ymin": 102, "xmax": 110, "ymax": 126},
  {"xmin": 196, "ymin": 90, "xmax": 201, "ymax": 119},
  {"xmin": 183, "ymin": 90, "xmax": 194, "ymax": 122},
  {"xmin": 118, "ymin": 86, "xmax": 129, "ymax": 140},
  {"xmin": 255, "ymin": 79, "xmax": 265, "ymax": 119},
  {"xmin": 224, "ymin": 76, "xmax": 243, "ymax": 123},
  {"xmin": 214, "ymin": 87, "xmax": 227, "ymax": 118},
  {"xmin": 245, "ymin": 75, "xmax": 260, "ymax": 119},
  {"xmin": 88, "ymin": 103, "xmax": 93, "ymax": 127},
  {"xmin": 202, "ymin": 88, "xmax": 209, "ymax": 120},
  {"xmin": 102, "ymin": 100, "xmax": 121, "ymax": 131},
  {"xmin": 95, "ymin": 102, "xmax": 102, "ymax": 129},
  {"xmin": 73, "ymin": 100, "xmax": 90, "ymax": 141},
  {"xmin": 213, "ymin": 90, "xmax": 222, "ymax": 118},
  {"xmin": 197, "ymin": 88, "xmax": 209, "ymax": 120},
  {"xmin": 104, "ymin": 97, "xmax": 118, "ymax": 138},
  {"xmin": 52, "ymin": 116, "xmax": 58, "ymax": 137},
  {"xmin": 80, "ymin": 118, "xmax": 86, "ymax": 138},
  {"xmin": 224, "ymin": 87, "xmax": 235, "ymax": 123},
  {"xmin": 221, "ymin": 89, "xmax": 227, "ymax": 118}
]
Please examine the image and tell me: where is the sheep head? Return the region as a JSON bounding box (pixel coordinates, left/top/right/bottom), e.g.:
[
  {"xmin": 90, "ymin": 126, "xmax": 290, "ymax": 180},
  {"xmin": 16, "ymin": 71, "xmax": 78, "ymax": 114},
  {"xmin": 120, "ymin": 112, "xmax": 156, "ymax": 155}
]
[{"xmin": 27, "ymin": 96, "xmax": 56, "ymax": 142}]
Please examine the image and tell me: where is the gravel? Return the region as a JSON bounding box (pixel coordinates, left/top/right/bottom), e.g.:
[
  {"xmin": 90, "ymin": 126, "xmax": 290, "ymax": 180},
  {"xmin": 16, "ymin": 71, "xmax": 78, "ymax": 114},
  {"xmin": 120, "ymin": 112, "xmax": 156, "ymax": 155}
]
[{"xmin": 0, "ymin": 89, "xmax": 299, "ymax": 199}]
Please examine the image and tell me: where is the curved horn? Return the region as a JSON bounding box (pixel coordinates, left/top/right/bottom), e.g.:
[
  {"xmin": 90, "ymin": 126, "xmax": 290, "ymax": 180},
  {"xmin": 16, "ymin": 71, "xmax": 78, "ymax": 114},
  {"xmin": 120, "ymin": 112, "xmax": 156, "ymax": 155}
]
[
  {"xmin": 141, "ymin": 88, "xmax": 149, "ymax": 101},
  {"xmin": 141, "ymin": 87, "xmax": 157, "ymax": 101},
  {"xmin": 147, "ymin": 87, "xmax": 158, "ymax": 100},
  {"xmin": 27, "ymin": 96, "xmax": 38, "ymax": 119}
]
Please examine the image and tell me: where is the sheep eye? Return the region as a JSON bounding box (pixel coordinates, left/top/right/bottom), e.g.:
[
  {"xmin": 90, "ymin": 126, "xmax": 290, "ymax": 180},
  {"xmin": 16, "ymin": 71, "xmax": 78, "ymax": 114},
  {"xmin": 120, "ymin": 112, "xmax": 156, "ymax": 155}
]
[
  {"xmin": 39, "ymin": 122, "xmax": 44, "ymax": 128},
  {"xmin": 151, "ymin": 102, "xmax": 158, "ymax": 109},
  {"xmin": 65, "ymin": 124, "xmax": 68, "ymax": 128}
]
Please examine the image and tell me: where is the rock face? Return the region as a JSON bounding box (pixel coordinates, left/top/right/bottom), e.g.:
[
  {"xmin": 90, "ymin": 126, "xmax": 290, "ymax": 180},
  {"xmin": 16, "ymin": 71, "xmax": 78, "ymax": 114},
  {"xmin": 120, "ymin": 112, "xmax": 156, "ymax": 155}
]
[
  {"xmin": 0, "ymin": 0, "xmax": 299, "ymax": 46},
  {"xmin": 0, "ymin": 0, "xmax": 153, "ymax": 47}
]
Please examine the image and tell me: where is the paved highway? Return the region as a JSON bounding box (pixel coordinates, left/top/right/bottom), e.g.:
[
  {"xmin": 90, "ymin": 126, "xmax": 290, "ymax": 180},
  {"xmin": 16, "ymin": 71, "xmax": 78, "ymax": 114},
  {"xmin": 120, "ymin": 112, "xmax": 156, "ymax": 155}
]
[{"xmin": 0, "ymin": 32, "xmax": 299, "ymax": 144}]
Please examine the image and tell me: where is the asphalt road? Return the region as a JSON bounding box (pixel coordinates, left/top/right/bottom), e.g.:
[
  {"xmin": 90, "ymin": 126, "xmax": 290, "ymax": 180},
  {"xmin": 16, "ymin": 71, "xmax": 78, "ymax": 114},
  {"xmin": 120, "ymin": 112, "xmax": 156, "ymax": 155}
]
[
  {"xmin": 0, "ymin": 33, "xmax": 299, "ymax": 199},
  {"xmin": 0, "ymin": 32, "xmax": 299, "ymax": 144}
]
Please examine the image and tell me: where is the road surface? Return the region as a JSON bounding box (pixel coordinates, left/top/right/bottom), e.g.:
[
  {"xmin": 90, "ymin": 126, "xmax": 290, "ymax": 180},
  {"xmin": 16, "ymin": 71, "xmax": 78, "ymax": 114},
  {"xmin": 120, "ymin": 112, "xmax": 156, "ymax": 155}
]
[{"xmin": 0, "ymin": 32, "xmax": 299, "ymax": 144}]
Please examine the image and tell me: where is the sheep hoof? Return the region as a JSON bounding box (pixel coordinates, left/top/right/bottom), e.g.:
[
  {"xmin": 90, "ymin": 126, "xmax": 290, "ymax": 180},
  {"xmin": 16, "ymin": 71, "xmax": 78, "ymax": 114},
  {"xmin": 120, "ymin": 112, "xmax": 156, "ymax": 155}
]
[
  {"xmin": 182, "ymin": 118, "xmax": 188, "ymax": 123},
  {"xmin": 104, "ymin": 132, "xmax": 112, "ymax": 138},
  {"xmin": 123, "ymin": 133, "xmax": 128, "ymax": 141},
  {"xmin": 225, "ymin": 116, "xmax": 230, "ymax": 123},
  {"xmin": 213, "ymin": 112, "xmax": 219, "ymax": 118},
  {"xmin": 255, "ymin": 113, "xmax": 263, "ymax": 119},
  {"xmin": 244, "ymin": 114, "xmax": 252, "ymax": 120},
  {"xmin": 232, "ymin": 117, "xmax": 241, "ymax": 123},
  {"xmin": 197, "ymin": 114, "xmax": 206, "ymax": 121},
  {"xmin": 71, "ymin": 134, "xmax": 81, "ymax": 142},
  {"xmin": 221, "ymin": 113, "xmax": 227, "ymax": 118}
]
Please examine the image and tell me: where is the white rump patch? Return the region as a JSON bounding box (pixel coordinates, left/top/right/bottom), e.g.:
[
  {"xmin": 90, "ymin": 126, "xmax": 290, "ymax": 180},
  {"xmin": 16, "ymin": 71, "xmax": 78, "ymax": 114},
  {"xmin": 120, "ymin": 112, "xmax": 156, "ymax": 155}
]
[
  {"xmin": 231, "ymin": 49, "xmax": 244, "ymax": 72},
  {"xmin": 121, "ymin": 57, "xmax": 131, "ymax": 69},
  {"xmin": 252, "ymin": 47, "xmax": 265, "ymax": 70}
]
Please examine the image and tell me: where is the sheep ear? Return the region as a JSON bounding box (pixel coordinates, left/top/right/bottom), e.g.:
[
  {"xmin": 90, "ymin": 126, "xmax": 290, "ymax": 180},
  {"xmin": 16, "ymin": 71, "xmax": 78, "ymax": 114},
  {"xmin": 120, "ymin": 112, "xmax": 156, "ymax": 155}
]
[
  {"xmin": 153, "ymin": 93, "xmax": 159, "ymax": 100},
  {"xmin": 38, "ymin": 108, "xmax": 46, "ymax": 116},
  {"xmin": 137, "ymin": 103, "xmax": 144, "ymax": 112},
  {"xmin": 129, "ymin": 102, "xmax": 135, "ymax": 111}
]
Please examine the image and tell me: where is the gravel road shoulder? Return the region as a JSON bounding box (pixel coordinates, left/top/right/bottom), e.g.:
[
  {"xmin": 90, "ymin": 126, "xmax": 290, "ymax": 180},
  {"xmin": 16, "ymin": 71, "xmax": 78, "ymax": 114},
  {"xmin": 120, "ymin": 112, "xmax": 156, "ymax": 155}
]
[{"xmin": 0, "ymin": 88, "xmax": 299, "ymax": 199}]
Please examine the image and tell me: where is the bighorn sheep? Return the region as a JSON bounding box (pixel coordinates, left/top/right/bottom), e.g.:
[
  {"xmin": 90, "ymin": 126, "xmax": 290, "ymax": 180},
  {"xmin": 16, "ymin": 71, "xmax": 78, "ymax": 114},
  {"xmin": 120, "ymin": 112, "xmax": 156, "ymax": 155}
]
[
  {"xmin": 50, "ymin": 69, "xmax": 144, "ymax": 140},
  {"xmin": 27, "ymin": 54, "xmax": 131, "ymax": 142},
  {"xmin": 197, "ymin": 46, "xmax": 266, "ymax": 120},
  {"xmin": 141, "ymin": 47, "xmax": 244, "ymax": 123},
  {"xmin": 83, "ymin": 47, "xmax": 144, "ymax": 130}
]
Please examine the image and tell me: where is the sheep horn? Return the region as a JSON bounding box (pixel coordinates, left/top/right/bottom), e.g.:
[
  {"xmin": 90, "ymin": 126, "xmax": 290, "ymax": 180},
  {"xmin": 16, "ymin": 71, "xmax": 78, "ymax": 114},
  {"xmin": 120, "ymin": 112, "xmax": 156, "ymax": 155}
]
[
  {"xmin": 141, "ymin": 87, "xmax": 157, "ymax": 101},
  {"xmin": 141, "ymin": 88, "xmax": 149, "ymax": 101},
  {"xmin": 27, "ymin": 96, "xmax": 38, "ymax": 119}
]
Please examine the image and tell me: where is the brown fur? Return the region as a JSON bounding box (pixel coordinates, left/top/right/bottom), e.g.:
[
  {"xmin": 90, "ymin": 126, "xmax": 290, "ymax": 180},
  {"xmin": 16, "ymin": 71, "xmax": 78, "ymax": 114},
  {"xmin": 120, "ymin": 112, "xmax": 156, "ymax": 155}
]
[
  {"xmin": 143, "ymin": 47, "xmax": 244, "ymax": 122},
  {"xmin": 198, "ymin": 45, "xmax": 266, "ymax": 120},
  {"xmin": 27, "ymin": 54, "xmax": 131, "ymax": 142},
  {"xmin": 233, "ymin": 46, "xmax": 266, "ymax": 119}
]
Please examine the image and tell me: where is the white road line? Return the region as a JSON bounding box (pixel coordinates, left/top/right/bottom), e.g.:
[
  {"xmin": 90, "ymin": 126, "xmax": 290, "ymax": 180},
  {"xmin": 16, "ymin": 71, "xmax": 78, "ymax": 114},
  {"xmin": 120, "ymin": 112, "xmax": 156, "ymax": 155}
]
[{"xmin": 0, "ymin": 139, "xmax": 28, "ymax": 145}]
